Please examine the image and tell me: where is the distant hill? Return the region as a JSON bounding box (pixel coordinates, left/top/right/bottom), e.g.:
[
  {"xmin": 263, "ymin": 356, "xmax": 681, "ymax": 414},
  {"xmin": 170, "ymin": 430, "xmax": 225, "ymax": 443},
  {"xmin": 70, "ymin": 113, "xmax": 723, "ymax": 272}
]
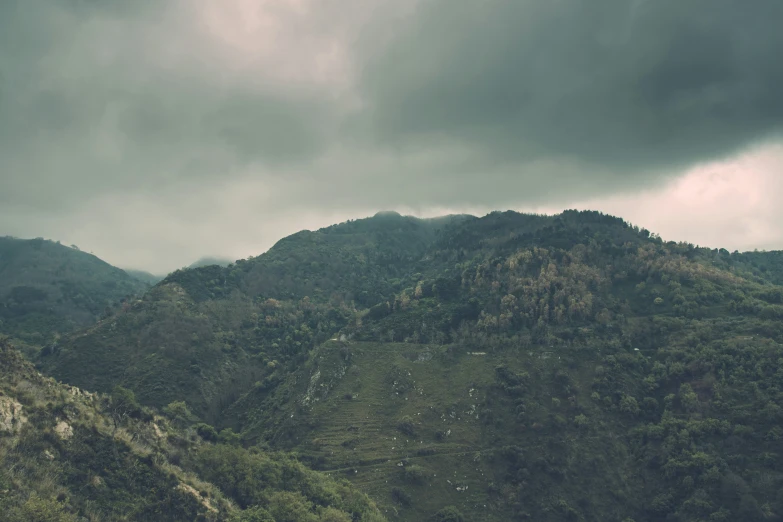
[
  {"xmin": 188, "ymin": 256, "xmax": 233, "ymax": 269},
  {"xmin": 38, "ymin": 211, "xmax": 783, "ymax": 521},
  {"xmin": 0, "ymin": 236, "xmax": 149, "ymax": 346},
  {"xmin": 124, "ymin": 268, "xmax": 166, "ymax": 285}
]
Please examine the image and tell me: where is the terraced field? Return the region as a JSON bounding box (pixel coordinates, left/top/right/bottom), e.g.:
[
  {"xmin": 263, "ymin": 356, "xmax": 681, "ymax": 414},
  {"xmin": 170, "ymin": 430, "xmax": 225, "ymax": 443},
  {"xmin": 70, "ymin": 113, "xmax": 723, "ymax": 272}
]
[
  {"xmin": 263, "ymin": 340, "xmax": 607, "ymax": 521},
  {"xmin": 296, "ymin": 342, "xmax": 501, "ymax": 519}
]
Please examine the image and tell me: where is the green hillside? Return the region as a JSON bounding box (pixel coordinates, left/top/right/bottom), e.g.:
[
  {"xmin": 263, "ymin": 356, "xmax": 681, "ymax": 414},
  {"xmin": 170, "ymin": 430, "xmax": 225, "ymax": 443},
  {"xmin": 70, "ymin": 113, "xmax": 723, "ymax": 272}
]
[
  {"xmin": 36, "ymin": 210, "xmax": 783, "ymax": 521},
  {"xmin": 0, "ymin": 237, "xmax": 150, "ymax": 348},
  {"xmin": 0, "ymin": 338, "xmax": 385, "ymax": 521}
]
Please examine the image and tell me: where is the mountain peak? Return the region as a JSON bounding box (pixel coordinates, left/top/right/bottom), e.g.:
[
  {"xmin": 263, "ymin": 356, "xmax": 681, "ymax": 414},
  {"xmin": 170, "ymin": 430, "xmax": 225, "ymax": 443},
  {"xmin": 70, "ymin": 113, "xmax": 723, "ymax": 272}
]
[{"xmin": 372, "ymin": 210, "xmax": 404, "ymax": 219}]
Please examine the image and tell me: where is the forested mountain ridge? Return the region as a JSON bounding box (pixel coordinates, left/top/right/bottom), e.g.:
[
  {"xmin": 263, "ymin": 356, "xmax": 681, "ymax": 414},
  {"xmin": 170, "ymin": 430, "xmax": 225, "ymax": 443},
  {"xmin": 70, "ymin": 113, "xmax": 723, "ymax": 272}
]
[
  {"xmin": 38, "ymin": 212, "xmax": 470, "ymax": 419},
  {"xmin": 163, "ymin": 210, "xmax": 471, "ymax": 306},
  {"xmin": 34, "ymin": 209, "xmax": 783, "ymax": 521},
  {"xmin": 0, "ymin": 236, "xmax": 150, "ymax": 349}
]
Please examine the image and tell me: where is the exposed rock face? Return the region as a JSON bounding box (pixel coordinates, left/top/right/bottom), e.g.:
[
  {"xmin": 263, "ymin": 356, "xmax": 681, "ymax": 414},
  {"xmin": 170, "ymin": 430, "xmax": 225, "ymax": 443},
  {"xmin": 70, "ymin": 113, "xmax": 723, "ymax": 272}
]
[
  {"xmin": 0, "ymin": 395, "xmax": 26, "ymax": 434},
  {"xmin": 55, "ymin": 419, "xmax": 74, "ymax": 440}
]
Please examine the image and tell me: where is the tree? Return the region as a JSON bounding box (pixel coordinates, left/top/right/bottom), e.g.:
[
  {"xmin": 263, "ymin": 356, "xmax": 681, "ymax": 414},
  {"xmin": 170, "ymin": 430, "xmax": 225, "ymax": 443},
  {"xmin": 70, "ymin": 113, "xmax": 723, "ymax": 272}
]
[
  {"xmin": 163, "ymin": 400, "xmax": 195, "ymax": 427},
  {"xmin": 679, "ymin": 384, "xmax": 699, "ymax": 412},
  {"xmin": 109, "ymin": 385, "xmax": 141, "ymax": 431},
  {"xmin": 195, "ymin": 423, "xmax": 219, "ymax": 441},
  {"xmin": 619, "ymin": 394, "xmax": 640, "ymax": 416}
]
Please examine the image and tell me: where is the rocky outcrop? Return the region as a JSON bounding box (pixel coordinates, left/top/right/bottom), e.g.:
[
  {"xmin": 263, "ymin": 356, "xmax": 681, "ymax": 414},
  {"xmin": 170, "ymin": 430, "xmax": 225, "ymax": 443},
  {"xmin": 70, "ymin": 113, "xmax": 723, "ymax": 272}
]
[{"xmin": 0, "ymin": 395, "xmax": 26, "ymax": 434}]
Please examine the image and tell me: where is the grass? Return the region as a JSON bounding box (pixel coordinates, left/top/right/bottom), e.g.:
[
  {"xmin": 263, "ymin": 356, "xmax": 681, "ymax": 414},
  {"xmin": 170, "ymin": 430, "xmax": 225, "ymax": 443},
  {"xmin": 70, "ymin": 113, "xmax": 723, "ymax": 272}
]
[{"xmin": 303, "ymin": 342, "xmax": 498, "ymax": 519}]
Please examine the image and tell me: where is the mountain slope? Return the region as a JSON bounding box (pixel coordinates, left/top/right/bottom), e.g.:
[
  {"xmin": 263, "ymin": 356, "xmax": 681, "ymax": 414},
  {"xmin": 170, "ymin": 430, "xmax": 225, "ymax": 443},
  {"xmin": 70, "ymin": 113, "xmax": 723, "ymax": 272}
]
[
  {"xmin": 0, "ymin": 237, "xmax": 149, "ymax": 346},
  {"xmin": 0, "ymin": 338, "xmax": 386, "ymax": 521},
  {"xmin": 226, "ymin": 211, "xmax": 783, "ymax": 521}
]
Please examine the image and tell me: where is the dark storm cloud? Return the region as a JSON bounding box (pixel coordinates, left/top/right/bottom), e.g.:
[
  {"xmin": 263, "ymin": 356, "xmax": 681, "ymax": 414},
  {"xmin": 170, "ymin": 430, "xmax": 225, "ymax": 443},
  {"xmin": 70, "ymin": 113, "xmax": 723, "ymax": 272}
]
[
  {"xmin": 0, "ymin": 0, "xmax": 335, "ymax": 210},
  {"xmin": 355, "ymin": 0, "xmax": 783, "ymax": 171},
  {"xmin": 2, "ymin": 0, "xmax": 783, "ymax": 272}
]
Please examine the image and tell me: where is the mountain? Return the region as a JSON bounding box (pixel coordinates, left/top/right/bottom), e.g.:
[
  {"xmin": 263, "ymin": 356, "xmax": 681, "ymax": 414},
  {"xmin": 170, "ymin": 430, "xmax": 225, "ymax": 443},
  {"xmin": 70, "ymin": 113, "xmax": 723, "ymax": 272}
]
[
  {"xmin": 0, "ymin": 338, "xmax": 385, "ymax": 521},
  {"xmin": 37, "ymin": 210, "xmax": 783, "ymax": 521},
  {"xmin": 188, "ymin": 257, "xmax": 234, "ymax": 269},
  {"xmin": 38, "ymin": 212, "xmax": 469, "ymax": 421},
  {"xmin": 0, "ymin": 236, "xmax": 150, "ymax": 348}
]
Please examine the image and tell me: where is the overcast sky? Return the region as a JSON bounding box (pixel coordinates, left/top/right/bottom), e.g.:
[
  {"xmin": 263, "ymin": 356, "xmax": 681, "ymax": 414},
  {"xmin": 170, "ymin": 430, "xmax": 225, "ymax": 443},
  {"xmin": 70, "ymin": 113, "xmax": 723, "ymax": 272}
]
[{"xmin": 1, "ymin": 0, "xmax": 782, "ymax": 273}]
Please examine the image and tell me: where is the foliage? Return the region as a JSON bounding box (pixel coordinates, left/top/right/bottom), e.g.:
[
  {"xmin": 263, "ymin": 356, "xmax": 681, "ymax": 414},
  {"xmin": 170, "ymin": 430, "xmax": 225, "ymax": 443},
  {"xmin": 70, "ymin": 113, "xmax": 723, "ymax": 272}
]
[
  {"xmin": 4, "ymin": 495, "xmax": 79, "ymax": 522},
  {"xmin": 191, "ymin": 445, "xmax": 382, "ymax": 520},
  {"xmin": 0, "ymin": 338, "xmax": 386, "ymax": 522}
]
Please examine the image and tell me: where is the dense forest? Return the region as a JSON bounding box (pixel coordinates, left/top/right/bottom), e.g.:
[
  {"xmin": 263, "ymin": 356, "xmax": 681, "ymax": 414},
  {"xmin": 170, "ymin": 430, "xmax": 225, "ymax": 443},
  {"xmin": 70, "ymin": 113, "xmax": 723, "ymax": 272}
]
[{"xmin": 5, "ymin": 210, "xmax": 783, "ymax": 520}]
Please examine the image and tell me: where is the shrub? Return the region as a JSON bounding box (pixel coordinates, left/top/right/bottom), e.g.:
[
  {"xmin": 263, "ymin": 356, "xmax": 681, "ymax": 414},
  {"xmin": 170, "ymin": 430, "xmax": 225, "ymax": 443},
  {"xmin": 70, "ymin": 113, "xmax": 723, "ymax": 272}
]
[
  {"xmin": 391, "ymin": 487, "xmax": 412, "ymax": 507},
  {"xmin": 432, "ymin": 505, "xmax": 464, "ymax": 522},
  {"xmin": 6, "ymin": 495, "xmax": 78, "ymax": 522},
  {"xmin": 403, "ymin": 464, "xmax": 426, "ymax": 483},
  {"xmin": 397, "ymin": 415, "xmax": 416, "ymax": 436},
  {"xmin": 195, "ymin": 423, "xmax": 219, "ymax": 442},
  {"xmin": 218, "ymin": 428, "xmax": 242, "ymax": 446},
  {"xmin": 163, "ymin": 401, "xmax": 195, "ymax": 426}
]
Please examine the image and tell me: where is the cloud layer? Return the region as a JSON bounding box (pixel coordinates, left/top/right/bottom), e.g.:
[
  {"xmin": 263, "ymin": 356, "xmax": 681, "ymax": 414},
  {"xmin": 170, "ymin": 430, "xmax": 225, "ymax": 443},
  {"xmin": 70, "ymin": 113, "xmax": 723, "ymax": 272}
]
[
  {"xmin": 356, "ymin": 0, "xmax": 783, "ymax": 166},
  {"xmin": 1, "ymin": 0, "xmax": 782, "ymax": 271}
]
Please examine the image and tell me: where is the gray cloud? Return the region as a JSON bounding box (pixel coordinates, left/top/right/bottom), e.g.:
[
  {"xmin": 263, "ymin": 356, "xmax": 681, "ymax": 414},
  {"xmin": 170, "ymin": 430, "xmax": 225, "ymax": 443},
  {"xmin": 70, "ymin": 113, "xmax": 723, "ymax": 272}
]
[
  {"xmin": 2, "ymin": 0, "xmax": 783, "ymax": 271},
  {"xmin": 0, "ymin": 0, "xmax": 341, "ymax": 210},
  {"xmin": 354, "ymin": 0, "xmax": 783, "ymax": 170}
]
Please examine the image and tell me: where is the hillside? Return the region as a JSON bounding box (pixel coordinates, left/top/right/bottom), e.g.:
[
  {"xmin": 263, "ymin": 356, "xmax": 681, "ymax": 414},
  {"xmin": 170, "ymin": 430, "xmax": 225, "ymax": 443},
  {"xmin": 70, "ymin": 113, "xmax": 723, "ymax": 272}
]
[
  {"xmin": 0, "ymin": 338, "xmax": 385, "ymax": 521},
  {"xmin": 37, "ymin": 210, "xmax": 783, "ymax": 521},
  {"xmin": 0, "ymin": 237, "xmax": 149, "ymax": 348},
  {"xmin": 38, "ymin": 212, "xmax": 469, "ymax": 420}
]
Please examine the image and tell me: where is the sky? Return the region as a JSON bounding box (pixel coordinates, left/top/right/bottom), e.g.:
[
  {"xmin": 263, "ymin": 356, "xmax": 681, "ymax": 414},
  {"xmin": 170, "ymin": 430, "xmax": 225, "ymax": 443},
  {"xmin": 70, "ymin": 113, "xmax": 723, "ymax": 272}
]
[{"xmin": 1, "ymin": 0, "xmax": 782, "ymax": 273}]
